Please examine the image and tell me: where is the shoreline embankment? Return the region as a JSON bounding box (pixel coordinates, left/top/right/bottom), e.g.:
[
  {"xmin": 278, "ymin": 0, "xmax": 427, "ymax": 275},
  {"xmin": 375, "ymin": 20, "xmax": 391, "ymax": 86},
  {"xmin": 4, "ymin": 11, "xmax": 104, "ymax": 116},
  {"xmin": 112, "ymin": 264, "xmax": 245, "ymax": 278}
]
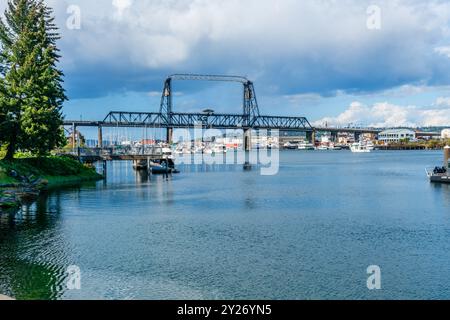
[{"xmin": 0, "ymin": 156, "xmax": 103, "ymax": 209}]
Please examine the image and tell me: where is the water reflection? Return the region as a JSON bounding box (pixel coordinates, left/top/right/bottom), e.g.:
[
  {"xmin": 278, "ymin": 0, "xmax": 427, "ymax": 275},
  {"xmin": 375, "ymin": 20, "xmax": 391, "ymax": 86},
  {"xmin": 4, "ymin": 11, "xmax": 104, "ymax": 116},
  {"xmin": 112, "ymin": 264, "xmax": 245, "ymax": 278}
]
[{"xmin": 0, "ymin": 193, "xmax": 66, "ymax": 300}]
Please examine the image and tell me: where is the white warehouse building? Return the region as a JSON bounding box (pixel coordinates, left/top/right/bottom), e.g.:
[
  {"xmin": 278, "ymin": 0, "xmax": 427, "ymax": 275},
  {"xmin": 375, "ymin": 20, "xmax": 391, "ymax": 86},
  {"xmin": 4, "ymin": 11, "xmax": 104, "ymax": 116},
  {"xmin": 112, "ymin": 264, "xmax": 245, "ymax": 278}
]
[
  {"xmin": 442, "ymin": 129, "xmax": 450, "ymax": 139},
  {"xmin": 378, "ymin": 129, "xmax": 416, "ymax": 143}
]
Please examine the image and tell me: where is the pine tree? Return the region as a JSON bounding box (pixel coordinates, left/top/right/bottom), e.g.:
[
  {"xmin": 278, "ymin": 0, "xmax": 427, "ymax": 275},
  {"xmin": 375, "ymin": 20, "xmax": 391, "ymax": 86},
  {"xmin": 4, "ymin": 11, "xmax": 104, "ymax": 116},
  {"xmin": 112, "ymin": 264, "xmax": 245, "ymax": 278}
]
[{"xmin": 0, "ymin": 0, "xmax": 67, "ymax": 159}]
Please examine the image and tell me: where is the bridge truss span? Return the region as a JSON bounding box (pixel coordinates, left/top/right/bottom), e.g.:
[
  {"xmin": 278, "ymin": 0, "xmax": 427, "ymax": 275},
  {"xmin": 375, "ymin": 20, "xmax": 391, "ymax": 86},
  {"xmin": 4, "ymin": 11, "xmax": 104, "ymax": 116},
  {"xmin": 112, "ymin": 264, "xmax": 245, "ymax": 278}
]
[
  {"xmin": 100, "ymin": 111, "xmax": 312, "ymax": 131},
  {"xmin": 253, "ymin": 116, "xmax": 313, "ymax": 131},
  {"xmin": 103, "ymin": 112, "xmax": 163, "ymax": 127}
]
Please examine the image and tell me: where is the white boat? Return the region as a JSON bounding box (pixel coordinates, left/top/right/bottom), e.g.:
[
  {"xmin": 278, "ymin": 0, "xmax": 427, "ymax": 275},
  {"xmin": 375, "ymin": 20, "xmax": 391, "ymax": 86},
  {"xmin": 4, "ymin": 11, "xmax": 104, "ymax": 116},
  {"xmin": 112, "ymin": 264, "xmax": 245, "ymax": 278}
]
[
  {"xmin": 366, "ymin": 141, "xmax": 375, "ymax": 151},
  {"xmin": 316, "ymin": 145, "xmax": 329, "ymax": 151},
  {"xmin": 283, "ymin": 142, "xmax": 298, "ymax": 150},
  {"xmin": 212, "ymin": 144, "xmax": 227, "ymax": 154},
  {"xmin": 350, "ymin": 142, "xmax": 371, "ymax": 153},
  {"xmin": 298, "ymin": 142, "xmax": 315, "ymax": 150},
  {"xmin": 329, "ymin": 144, "xmax": 342, "ymax": 151}
]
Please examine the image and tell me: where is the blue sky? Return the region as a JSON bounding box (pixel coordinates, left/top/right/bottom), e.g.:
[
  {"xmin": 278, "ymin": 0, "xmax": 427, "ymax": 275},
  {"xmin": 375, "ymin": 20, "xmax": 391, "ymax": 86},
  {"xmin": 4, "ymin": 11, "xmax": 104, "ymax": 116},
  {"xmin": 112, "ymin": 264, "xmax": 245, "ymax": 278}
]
[{"xmin": 2, "ymin": 0, "xmax": 450, "ymax": 130}]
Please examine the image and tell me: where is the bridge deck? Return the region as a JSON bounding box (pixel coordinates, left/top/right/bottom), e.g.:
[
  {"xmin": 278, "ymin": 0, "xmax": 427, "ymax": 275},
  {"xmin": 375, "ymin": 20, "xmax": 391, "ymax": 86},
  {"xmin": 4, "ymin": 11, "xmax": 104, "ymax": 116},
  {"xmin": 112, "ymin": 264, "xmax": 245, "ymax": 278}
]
[{"xmin": 60, "ymin": 148, "xmax": 172, "ymax": 162}]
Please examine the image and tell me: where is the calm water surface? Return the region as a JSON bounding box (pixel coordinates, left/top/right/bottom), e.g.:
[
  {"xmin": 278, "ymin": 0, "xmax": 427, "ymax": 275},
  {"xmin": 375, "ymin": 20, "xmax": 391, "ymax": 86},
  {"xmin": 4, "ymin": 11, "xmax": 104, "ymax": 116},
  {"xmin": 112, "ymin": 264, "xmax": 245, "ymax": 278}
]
[{"xmin": 1, "ymin": 151, "xmax": 449, "ymax": 300}]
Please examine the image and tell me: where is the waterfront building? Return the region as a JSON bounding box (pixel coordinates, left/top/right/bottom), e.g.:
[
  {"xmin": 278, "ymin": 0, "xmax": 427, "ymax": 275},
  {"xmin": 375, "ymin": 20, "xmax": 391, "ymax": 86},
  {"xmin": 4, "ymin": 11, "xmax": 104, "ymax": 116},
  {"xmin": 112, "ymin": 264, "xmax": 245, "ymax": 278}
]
[
  {"xmin": 442, "ymin": 129, "xmax": 450, "ymax": 140},
  {"xmin": 378, "ymin": 129, "xmax": 416, "ymax": 144}
]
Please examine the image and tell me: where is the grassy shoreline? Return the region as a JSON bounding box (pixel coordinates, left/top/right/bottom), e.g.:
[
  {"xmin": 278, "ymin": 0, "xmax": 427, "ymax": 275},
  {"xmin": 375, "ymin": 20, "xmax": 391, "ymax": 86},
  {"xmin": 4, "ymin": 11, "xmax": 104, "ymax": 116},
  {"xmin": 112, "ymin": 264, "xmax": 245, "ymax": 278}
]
[{"xmin": 1, "ymin": 156, "xmax": 103, "ymax": 208}]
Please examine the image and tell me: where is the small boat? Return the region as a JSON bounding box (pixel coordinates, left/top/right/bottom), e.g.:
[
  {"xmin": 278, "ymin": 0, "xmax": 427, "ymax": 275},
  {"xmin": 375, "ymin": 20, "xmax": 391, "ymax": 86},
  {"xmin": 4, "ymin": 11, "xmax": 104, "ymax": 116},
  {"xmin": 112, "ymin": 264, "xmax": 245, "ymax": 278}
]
[
  {"xmin": 298, "ymin": 142, "xmax": 315, "ymax": 150},
  {"xmin": 151, "ymin": 165, "xmax": 170, "ymax": 175},
  {"xmin": 426, "ymin": 146, "xmax": 450, "ymax": 184},
  {"xmin": 426, "ymin": 167, "xmax": 450, "ymax": 183},
  {"xmin": 330, "ymin": 144, "xmax": 342, "ymax": 151},
  {"xmin": 366, "ymin": 141, "xmax": 375, "ymax": 151},
  {"xmin": 316, "ymin": 145, "xmax": 329, "ymax": 151},
  {"xmin": 350, "ymin": 142, "xmax": 371, "ymax": 153},
  {"xmin": 212, "ymin": 145, "xmax": 227, "ymax": 154},
  {"xmin": 151, "ymin": 164, "xmax": 180, "ymax": 175},
  {"xmin": 283, "ymin": 142, "xmax": 298, "ymax": 150}
]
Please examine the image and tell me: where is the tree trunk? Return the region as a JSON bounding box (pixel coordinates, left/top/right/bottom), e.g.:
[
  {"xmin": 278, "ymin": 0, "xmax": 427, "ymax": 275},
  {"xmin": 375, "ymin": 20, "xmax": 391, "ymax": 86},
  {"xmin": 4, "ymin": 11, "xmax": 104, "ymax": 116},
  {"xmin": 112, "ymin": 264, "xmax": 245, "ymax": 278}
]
[{"xmin": 4, "ymin": 130, "xmax": 17, "ymax": 160}]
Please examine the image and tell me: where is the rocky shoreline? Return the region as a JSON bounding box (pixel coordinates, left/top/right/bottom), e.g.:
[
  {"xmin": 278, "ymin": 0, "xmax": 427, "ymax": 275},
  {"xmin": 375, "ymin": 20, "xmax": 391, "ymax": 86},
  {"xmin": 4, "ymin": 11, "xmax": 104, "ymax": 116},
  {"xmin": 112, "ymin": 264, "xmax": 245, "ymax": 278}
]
[{"xmin": 0, "ymin": 175, "xmax": 49, "ymax": 209}]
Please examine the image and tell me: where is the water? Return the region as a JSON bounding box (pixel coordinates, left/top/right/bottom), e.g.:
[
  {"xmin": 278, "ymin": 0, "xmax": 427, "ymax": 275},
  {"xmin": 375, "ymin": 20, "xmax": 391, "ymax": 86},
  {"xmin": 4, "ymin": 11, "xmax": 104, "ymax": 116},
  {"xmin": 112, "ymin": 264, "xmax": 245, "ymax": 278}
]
[{"xmin": 1, "ymin": 151, "xmax": 449, "ymax": 300}]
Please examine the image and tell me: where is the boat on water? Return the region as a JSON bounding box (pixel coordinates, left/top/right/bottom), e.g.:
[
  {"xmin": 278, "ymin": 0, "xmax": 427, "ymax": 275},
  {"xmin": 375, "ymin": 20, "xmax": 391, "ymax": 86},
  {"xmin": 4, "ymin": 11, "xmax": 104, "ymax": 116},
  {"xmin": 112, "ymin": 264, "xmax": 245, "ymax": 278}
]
[
  {"xmin": 350, "ymin": 142, "xmax": 371, "ymax": 153},
  {"xmin": 150, "ymin": 158, "xmax": 180, "ymax": 175},
  {"xmin": 330, "ymin": 144, "xmax": 342, "ymax": 151},
  {"xmin": 151, "ymin": 165, "xmax": 175, "ymax": 175},
  {"xmin": 298, "ymin": 142, "xmax": 315, "ymax": 150},
  {"xmin": 316, "ymin": 145, "xmax": 329, "ymax": 151},
  {"xmin": 426, "ymin": 146, "xmax": 450, "ymax": 184},
  {"xmin": 283, "ymin": 142, "xmax": 298, "ymax": 150},
  {"xmin": 212, "ymin": 144, "xmax": 227, "ymax": 154},
  {"xmin": 366, "ymin": 141, "xmax": 375, "ymax": 151}
]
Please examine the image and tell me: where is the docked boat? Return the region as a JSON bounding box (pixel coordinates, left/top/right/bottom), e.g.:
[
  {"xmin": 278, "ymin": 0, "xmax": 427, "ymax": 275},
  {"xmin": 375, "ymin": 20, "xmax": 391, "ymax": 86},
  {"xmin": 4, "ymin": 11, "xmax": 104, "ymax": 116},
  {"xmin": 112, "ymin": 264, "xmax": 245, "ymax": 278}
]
[
  {"xmin": 350, "ymin": 142, "xmax": 371, "ymax": 153},
  {"xmin": 151, "ymin": 165, "xmax": 171, "ymax": 175},
  {"xmin": 212, "ymin": 144, "xmax": 227, "ymax": 154},
  {"xmin": 316, "ymin": 145, "xmax": 329, "ymax": 151},
  {"xmin": 329, "ymin": 144, "xmax": 342, "ymax": 151},
  {"xmin": 283, "ymin": 142, "xmax": 298, "ymax": 150},
  {"xmin": 366, "ymin": 141, "xmax": 375, "ymax": 151},
  {"xmin": 426, "ymin": 146, "xmax": 450, "ymax": 184},
  {"xmin": 298, "ymin": 142, "xmax": 315, "ymax": 150}
]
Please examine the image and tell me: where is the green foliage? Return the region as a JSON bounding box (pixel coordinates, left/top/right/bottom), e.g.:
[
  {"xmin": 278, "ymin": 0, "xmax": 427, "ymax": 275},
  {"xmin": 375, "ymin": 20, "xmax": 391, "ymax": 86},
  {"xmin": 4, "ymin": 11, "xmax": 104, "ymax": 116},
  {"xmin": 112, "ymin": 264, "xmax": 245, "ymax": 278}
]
[
  {"xmin": 1, "ymin": 156, "xmax": 103, "ymax": 187},
  {"xmin": 0, "ymin": 144, "xmax": 6, "ymax": 159},
  {"xmin": 0, "ymin": 0, "xmax": 67, "ymax": 159},
  {"xmin": 0, "ymin": 156, "xmax": 98, "ymax": 178}
]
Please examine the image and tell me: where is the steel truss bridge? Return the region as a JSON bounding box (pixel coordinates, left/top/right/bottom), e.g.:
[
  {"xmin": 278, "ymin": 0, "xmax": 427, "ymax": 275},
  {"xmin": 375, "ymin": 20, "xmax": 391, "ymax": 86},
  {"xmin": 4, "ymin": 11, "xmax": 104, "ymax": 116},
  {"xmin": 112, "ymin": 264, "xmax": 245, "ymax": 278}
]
[
  {"xmin": 64, "ymin": 74, "xmax": 381, "ymax": 149},
  {"xmin": 65, "ymin": 74, "xmax": 312, "ymax": 132}
]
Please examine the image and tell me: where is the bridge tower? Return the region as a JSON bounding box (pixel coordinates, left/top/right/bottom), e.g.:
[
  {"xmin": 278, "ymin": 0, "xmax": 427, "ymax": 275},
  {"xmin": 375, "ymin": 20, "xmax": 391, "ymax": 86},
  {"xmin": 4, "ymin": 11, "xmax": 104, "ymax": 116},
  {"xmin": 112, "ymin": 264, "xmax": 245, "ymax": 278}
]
[
  {"xmin": 159, "ymin": 74, "xmax": 262, "ymax": 147},
  {"xmin": 243, "ymin": 81, "xmax": 260, "ymax": 151},
  {"xmin": 160, "ymin": 78, "xmax": 173, "ymax": 143},
  {"xmin": 243, "ymin": 81, "xmax": 260, "ymax": 126}
]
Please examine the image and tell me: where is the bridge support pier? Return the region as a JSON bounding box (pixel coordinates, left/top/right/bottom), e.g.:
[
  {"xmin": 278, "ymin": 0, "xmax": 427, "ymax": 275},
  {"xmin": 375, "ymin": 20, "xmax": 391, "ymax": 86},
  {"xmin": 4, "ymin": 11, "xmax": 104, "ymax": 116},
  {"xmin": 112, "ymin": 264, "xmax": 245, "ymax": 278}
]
[
  {"xmin": 355, "ymin": 132, "xmax": 362, "ymax": 142},
  {"xmin": 102, "ymin": 160, "xmax": 107, "ymax": 178},
  {"xmin": 98, "ymin": 125, "xmax": 103, "ymax": 148},
  {"xmin": 244, "ymin": 128, "xmax": 252, "ymax": 151},
  {"xmin": 331, "ymin": 132, "xmax": 338, "ymax": 143},
  {"xmin": 72, "ymin": 123, "xmax": 77, "ymax": 149},
  {"xmin": 306, "ymin": 130, "xmax": 316, "ymax": 145},
  {"xmin": 166, "ymin": 127, "xmax": 173, "ymax": 145}
]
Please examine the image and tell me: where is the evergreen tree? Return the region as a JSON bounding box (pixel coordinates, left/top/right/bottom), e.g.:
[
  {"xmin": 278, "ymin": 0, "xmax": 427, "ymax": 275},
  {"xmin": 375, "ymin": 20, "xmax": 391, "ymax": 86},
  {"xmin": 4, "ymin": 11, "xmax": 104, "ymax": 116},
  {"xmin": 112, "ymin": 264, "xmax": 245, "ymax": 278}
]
[{"xmin": 0, "ymin": 0, "xmax": 67, "ymax": 159}]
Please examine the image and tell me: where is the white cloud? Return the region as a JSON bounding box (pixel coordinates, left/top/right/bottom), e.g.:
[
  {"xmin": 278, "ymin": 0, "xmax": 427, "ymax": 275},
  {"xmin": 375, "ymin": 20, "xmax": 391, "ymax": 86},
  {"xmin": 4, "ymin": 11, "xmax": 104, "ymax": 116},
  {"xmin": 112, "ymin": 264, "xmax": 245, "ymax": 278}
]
[
  {"xmin": 435, "ymin": 46, "xmax": 450, "ymax": 59},
  {"xmin": 43, "ymin": 1, "xmax": 450, "ymax": 80},
  {"xmin": 112, "ymin": 0, "xmax": 134, "ymax": 19},
  {"xmin": 314, "ymin": 99, "xmax": 450, "ymax": 128},
  {"xmin": 4, "ymin": 0, "xmax": 450, "ymax": 102},
  {"xmin": 435, "ymin": 96, "xmax": 450, "ymax": 107}
]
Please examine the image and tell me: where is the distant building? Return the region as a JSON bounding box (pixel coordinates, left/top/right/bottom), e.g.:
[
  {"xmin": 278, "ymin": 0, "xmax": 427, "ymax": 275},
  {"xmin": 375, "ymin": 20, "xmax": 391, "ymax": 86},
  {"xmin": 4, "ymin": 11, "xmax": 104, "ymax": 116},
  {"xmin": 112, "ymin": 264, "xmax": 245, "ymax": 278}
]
[
  {"xmin": 140, "ymin": 139, "xmax": 156, "ymax": 145},
  {"xmin": 442, "ymin": 129, "xmax": 450, "ymax": 139},
  {"xmin": 378, "ymin": 129, "xmax": 416, "ymax": 144}
]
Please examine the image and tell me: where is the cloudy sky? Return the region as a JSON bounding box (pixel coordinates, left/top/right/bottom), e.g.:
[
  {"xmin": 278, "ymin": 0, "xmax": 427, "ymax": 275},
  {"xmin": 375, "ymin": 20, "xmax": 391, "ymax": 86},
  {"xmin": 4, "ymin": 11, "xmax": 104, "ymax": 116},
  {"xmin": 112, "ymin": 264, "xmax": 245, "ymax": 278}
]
[{"xmin": 2, "ymin": 0, "xmax": 450, "ymax": 128}]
